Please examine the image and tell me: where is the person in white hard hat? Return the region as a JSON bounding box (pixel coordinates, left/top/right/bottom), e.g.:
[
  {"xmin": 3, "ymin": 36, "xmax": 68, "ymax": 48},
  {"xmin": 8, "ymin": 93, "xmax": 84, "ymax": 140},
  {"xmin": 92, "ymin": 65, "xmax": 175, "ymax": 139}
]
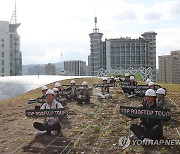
[
  {"xmin": 127, "ymin": 76, "xmax": 138, "ymax": 96},
  {"xmin": 41, "ymin": 86, "xmax": 48, "ymax": 97},
  {"xmin": 121, "ymin": 73, "xmax": 131, "ymax": 94},
  {"xmin": 148, "ymin": 82, "xmax": 155, "ymax": 90},
  {"xmin": 146, "ymin": 78, "xmax": 151, "ymax": 85},
  {"xmin": 130, "ymin": 89, "xmax": 163, "ymax": 141},
  {"xmin": 124, "ymin": 73, "xmax": 130, "ymax": 82},
  {"xmin": 102, "ymin": 78, "xmax": 110, "ymax": 94},
  {"xmin": 77, "ymin": 81, "xmax": 92, "ymax": 104},
  {"xmin": 33, "ymin": 89, "xmax": 64, "ymax": 136},
  {"xmin": 109, "ymin": 76, "xmax": 116, "ymax": 84},
  {"xmin": 35, "ymin": 86, "xmax": 48, "ymax": 108},
  {"xmin": 156, "ymin": 88, "xmax": 169, "ymax": 109},
  {"xmin": 129, "ymin": 76, "xmax": 137, "ymax": 86},
  {"xmin": 52, "ymin": 88, "xmax": 59, "ymax": 96},
  {"xmin": 55, "ymin": 82, "xmax": 63, "ymax": 91},
  {"xmin": 97, "ymin": 78, "xmax": 110, "ymax": 99},
  {"xmin": 66, "ymin": 80, "xmax": 77, "ymax": 101},
  {"xmin": 70, "ymin": 80, "xmax": 76, "ymax": 85},
  {"xmin": 53, "ymin": 87, "xmax": 67, "ymax": 106}
]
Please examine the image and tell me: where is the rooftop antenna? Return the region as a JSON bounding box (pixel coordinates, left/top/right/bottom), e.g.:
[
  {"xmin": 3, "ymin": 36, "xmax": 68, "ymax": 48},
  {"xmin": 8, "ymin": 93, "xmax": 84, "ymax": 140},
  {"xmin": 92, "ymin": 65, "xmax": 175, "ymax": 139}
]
[
  {"xmin": 60, "ymin": 50, "xmax": 63, "ymax": 62},
  {"xmin": 10, "ymin": 0, "xmax": 17, "ymax": 24},
  {"xmin": 93, "ymin": 8, "xmax": 99, "ymax": 33}
]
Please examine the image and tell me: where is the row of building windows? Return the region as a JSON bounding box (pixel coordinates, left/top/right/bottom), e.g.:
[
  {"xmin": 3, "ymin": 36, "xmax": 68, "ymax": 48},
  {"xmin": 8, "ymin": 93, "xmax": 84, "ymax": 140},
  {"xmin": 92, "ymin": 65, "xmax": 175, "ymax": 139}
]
[
  {"xmin": 110, "ymin": 42, "xmax": 148, "ymax": 46},
  {"xmin": 110, "ymin": 47, "xmax": 147, "ymax": 51},
  {"xmin": 111, "ymin": 51, "xmax": 147, "ymax": 56}
]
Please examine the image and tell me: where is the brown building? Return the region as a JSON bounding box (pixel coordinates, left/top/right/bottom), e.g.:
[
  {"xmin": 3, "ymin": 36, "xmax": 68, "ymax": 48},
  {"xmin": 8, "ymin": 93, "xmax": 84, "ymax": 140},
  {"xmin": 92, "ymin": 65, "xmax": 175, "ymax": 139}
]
[
  {"xmin": 45, "ymin": 63, "xmax": 56, "ymax": 75},
  {"xmin": 158, "ymin": 50, "xmax": 180, "ymax": 83}
]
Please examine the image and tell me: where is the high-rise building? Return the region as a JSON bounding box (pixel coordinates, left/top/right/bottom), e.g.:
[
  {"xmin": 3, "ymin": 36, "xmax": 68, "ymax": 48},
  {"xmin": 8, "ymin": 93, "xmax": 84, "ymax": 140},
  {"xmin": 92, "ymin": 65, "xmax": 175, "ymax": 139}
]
[
  {"xmin": 88, "ymin": 17, "xmax": 157, "ymax": 80},
  {"xmin": 158, "ymin": 50, "xmax": 180, "ymax": 83},
  {"xmin": 64, "ymin": 60, "xmax": 86, "ymax": 76},
  {"xmin": 0, "ymin": 3, "xmax": 22, "ymax": 76},
  {"xmin": 0, "ymin": 21, "xmax": 22, "ymax": 76},
  {"xmin": 89, "ymin": 17, "xmax": 103, "ymax": 76},
  {"xmin": 141, "ymin": 32, "xmax": 157, "ymax": 81}
]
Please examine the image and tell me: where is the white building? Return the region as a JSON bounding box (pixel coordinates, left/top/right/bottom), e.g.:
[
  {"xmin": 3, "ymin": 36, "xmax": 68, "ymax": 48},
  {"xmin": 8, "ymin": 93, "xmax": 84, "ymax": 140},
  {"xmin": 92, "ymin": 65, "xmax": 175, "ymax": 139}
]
[{"xmin": 0, "ymin": 20, "xmax": 22, "ymax": 76}]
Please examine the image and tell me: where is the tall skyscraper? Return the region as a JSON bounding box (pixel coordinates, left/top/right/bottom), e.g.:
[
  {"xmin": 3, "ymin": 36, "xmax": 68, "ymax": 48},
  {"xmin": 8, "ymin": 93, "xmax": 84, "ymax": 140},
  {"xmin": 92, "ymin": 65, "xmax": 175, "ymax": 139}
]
[
  {"xmin": 141, "ymin": 32, "xmax": 157, "ymax": 81},
  {"xmin": 0, "ymin": 2, "xmax": 22, "ymax": 76},
  {"xmin": 89, "ymin": 17, "xmax": 103, "ymax": 76},
  {"xmin": 158, "ymin": 50, "xmax": 180, "ymax": 83},
  {"xmin": 88, "ymin": 18, "xmax": 157, "ymax": 80}
]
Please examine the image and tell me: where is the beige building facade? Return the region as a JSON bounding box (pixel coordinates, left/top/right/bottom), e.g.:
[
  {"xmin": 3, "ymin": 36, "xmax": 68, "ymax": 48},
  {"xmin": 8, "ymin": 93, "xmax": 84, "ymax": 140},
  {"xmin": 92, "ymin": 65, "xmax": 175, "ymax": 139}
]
[{"xmin": 158, "ymin": 51, "xmax": 180, "ymax": 83}]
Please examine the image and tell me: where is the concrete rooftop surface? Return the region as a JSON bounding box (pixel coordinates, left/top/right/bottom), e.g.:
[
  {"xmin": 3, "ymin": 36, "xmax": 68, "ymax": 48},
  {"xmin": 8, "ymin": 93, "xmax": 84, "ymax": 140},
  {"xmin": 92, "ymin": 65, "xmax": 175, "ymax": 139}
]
[{"xmin": 0, "ymin": 75, "xmax": 94, "ymax": 100}]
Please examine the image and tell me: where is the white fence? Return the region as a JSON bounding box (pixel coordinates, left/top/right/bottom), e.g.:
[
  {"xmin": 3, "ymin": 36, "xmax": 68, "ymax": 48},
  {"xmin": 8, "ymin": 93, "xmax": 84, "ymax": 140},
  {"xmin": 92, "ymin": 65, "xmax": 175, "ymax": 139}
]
[{"xmin": 97, "ymin": 67, "xmax": 152, "ymax": 81}]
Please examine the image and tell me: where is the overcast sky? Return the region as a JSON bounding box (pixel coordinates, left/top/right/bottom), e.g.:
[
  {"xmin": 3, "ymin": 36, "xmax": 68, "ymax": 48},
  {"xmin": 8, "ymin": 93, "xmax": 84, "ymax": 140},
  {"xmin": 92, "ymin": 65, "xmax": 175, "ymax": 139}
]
[{"xmin": 0, "ymin": 0, "xmax": 180, "ymax": 67}]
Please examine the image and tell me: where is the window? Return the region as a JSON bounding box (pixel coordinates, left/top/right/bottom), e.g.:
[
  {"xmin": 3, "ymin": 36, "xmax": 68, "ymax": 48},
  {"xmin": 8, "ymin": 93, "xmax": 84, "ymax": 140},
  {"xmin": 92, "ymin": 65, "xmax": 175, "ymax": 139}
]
[
  {"xmin": 2, "ymin": 52, "xmax": 4, "ymax": 57},
  {"xmin": 1, "ymin": 39, "xmax": 4, "ymax": 42},
  {"xmin": 1, "ymin": 67, "xmax": 4, "ymax": 73},
  {"xmin": 1, "ymin": 44, "xmax": 4, "ymax": 48},
  {"xmin": 2, "ymin": 59, "xmax": 4, "ymax": 65}
]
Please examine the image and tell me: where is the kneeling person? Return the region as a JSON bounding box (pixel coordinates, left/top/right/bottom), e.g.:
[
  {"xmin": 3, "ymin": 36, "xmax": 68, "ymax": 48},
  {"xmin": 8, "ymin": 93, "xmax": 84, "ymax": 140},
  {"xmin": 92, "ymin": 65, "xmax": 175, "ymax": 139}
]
[
  {"xmin": 77, "ymin": 81, "xmax": 91, "ymax": 104},
  {"xmin": 33, "ymin": 89, "xmax": 64, "ymax": 136},
  {"xmin": 97, "ymin": 78, "xmax": 110, "ymax": 99},
  {"xmin": 156, "ymin": 88, "xmax": 169, "ymax": 109},
  {"xmin": 130, "ymin": 89, "xmax": 163, "ymax": 141}
]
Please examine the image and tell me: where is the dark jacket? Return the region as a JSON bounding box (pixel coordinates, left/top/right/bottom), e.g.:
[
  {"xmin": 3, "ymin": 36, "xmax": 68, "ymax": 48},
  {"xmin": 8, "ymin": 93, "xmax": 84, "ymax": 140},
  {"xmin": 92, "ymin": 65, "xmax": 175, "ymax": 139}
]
[{"xmin": 140, "ymin": 101, "xmax": 162, "ymax": 131}]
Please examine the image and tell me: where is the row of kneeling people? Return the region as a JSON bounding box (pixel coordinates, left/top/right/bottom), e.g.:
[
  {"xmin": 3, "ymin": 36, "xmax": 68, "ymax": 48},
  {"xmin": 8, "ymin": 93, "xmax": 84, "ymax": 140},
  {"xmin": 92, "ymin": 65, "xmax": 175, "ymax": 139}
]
[{"xmin": 33, "ymin": 80, "xmax": 93, "ymax": 109}]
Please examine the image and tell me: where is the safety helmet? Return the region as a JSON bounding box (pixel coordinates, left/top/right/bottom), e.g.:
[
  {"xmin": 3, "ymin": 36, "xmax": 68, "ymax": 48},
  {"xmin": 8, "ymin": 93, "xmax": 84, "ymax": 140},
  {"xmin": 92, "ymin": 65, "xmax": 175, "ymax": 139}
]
[
  {"xmin": 103, "ymin": 78, "xmax": 108, "ymax": 81},
  {"xmin": 156, "ymin": 88, "xmax": 166, "ymax": 95},
  {"xmin": 146, "ymin": 78, "xmax": 151, "ymax": 85},
  {"xmin": 130, "ymin": 76, "xmax": 135, "ymax": 81},
  {"xmin": 148, "ymin": 82, "xmax": 155, "ymax": 87},
  {"xmin": 145, "ymin": 89, "xmax": 156, "ymax": 97},
  {"xmin": 70, "ymin": 80, "xmax": 75, "ymax": 84},
  {"xmin": 125, "ymin": 73, "xmax": 130, "ymax": 77},
  {"xmin": 41, "ymin": 86, "xmax": 48, "ymax": 91},
  {"xmin": 46, "ymin": 89, "xmax": 55, "ymax": 96},
  {"xmin": 52, "ymin": 88, "xmax": 59, "ymax": 92},
  {"xmin": 55, "ymin": 82, "xmax": 61, "ymax": 88},
  {"xmin": 82, "ymin": 81, "xmax": 88, "ymax": 86},
  {"xmin": 111, "ymin": 76, "xmax": 114, "ymax": 78}
]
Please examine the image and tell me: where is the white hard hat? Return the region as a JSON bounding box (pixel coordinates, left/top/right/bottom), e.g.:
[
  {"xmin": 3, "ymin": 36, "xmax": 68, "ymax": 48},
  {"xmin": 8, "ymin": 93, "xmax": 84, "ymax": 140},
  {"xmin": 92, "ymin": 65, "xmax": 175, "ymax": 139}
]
[
  {"xmin": 82, "ymin": 81, "xmax": 88, "ymax": 86},
  {"xmin": 46, "ymin": 89, "xmax": 54, "ymax": 96},
  {"xmin": 111, "ymin": 76, "xmax": 114, "ymax": 78},
  {"xmin": 156, "ymin": 88, "xmax": 166, "ymax": 95},
  {"xmin": 148, "ymin": 82, "xmax": 155, "ymax": 87},
  {"xmin": 103, "ymin": 78, "xmax": 108, "ymax": 81},
  {"xmin": 41, "ymin": 86, "xmax": 48, "ymax": 91},
  {"xmin": 70, "ymin": 80, "xmax": 75, "ymax": 84},
  {"xmin": 52, "ymin": 88, "xmax": 59, "ymax": 92},
  {"xmin": 130, "ymin": 76, "xmax": 135, "ymax": 81},
  {"xmin": 146, "ymin": 78, "xmax": 151, "ymax": 85},
  {"xmin": 55, "ymin": 82, "xmax": 61, "ymax": 88},
  {"xmin": 125, "ymin": 73, "xmax": 130, "ymax": 77},
  {"xmin": 145, "ymin": 89, "xmax": 156, "ymax": 97}
]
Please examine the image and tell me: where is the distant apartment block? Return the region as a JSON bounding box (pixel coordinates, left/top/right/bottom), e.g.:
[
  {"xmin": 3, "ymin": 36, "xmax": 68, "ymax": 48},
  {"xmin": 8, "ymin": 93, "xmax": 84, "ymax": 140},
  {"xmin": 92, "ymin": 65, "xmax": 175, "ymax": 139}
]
[
  {"xmin": 158, "ymin": 50, "xmax": 180, "ymax": 83},
  {"xmin": 88, "ymin": 17, "xmax": 157, "ymax": 81},
  {"xmin": 0, "ymin": 20, "xmax": 22, "ymax": 76},
  {"xmin": 45, "ymin": 63, "xmax": 56, "ymax": 75},
  {"xmin": 64, "ymin": 60, "xmax": 86, "ymax": 76}
]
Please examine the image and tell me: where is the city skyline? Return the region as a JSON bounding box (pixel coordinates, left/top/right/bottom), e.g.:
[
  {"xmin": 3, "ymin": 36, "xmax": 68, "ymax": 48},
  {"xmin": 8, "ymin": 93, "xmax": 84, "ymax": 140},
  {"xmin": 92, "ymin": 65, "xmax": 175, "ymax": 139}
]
[{"xmin": 0, "ymin": 0, "xmax": 180, "ymax": 67}]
